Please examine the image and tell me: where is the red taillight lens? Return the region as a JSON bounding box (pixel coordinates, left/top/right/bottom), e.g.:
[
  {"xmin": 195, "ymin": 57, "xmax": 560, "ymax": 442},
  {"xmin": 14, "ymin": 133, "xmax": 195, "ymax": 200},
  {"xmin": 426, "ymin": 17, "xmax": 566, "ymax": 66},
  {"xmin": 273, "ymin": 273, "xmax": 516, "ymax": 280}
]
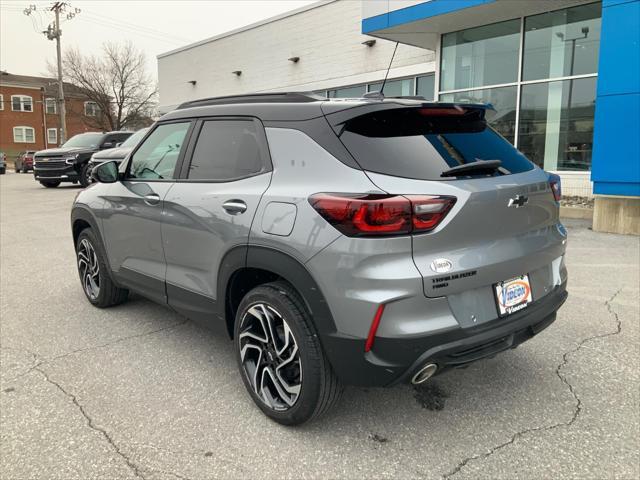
[
  {"xmin": 548, "ymin": 173, "xmax": 562, "ymax": 202},
  {"xmin": 309, "ymin": 193, "xmax": 456, "ymax": 237}
]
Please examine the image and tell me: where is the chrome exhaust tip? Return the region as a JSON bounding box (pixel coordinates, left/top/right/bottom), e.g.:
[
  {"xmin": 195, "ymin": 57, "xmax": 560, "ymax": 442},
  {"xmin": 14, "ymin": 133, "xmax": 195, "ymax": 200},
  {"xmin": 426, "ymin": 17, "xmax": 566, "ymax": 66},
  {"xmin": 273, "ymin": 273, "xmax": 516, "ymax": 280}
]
[{"xmin": 411, "ymin": 363, "xmax": 438, "ymax": 385}]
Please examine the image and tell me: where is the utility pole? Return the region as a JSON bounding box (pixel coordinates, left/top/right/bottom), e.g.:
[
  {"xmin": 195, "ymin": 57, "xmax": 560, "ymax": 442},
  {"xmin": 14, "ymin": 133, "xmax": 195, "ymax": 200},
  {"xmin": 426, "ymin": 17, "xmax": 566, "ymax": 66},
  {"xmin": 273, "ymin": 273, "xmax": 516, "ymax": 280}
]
[{"xmin": 24, "ymin": 2, "xmax": 80, "ymax": 144}]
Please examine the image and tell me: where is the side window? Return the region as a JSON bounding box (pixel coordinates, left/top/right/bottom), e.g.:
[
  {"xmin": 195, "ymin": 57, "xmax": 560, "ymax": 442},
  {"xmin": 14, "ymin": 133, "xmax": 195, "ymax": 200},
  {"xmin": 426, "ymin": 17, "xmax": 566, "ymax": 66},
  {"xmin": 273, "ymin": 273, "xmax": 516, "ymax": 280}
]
[
  {"xmin": 128, "ymin": 122, "xmax": 190, "ymax": 180},
  {"xmin": 187, "ymin": 120, "xmax": 266, "ymax": 181}
]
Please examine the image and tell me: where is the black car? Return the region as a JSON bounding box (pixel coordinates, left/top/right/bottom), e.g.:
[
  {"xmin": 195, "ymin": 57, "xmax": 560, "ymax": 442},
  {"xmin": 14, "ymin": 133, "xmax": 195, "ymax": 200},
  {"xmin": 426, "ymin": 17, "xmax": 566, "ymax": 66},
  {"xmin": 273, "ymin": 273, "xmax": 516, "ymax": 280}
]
[
  {"xmin": 86, "ymin": 128, "xmax": 149, "ymax": 179},
  {"xmin": 33, "ymin": 131, "xmax": 133, "ymax": 188}
]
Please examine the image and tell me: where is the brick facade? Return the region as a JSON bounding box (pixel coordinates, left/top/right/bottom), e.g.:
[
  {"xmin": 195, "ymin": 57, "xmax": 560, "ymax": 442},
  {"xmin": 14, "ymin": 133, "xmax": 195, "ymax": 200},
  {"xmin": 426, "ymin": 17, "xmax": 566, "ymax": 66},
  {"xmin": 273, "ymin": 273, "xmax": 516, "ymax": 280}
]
[{"xmin": 0, "ymin": 72, "xmax": 108, "ymax": 161}]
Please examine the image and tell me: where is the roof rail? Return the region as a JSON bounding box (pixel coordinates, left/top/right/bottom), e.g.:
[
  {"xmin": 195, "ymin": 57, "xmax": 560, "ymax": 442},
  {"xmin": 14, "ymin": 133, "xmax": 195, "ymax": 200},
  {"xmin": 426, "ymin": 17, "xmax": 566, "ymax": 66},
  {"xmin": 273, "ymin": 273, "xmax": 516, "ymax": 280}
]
[{"xmin": 177, "ymin": 92, "xmax": 325, "ymax": 109}]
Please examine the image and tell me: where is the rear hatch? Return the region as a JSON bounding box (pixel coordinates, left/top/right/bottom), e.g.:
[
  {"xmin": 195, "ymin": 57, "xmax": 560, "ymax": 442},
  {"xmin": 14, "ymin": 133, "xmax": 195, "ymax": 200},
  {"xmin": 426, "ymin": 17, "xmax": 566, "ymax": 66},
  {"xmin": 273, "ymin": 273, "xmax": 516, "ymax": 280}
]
[{"xmin": 325, "ymin": 102, "xmax": 566, "ymax": 325}]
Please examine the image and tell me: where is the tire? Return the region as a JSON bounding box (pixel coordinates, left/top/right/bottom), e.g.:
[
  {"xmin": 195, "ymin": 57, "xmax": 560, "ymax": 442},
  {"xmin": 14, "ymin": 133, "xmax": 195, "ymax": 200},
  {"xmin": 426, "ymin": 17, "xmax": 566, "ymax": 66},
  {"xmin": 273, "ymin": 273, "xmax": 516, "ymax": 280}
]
[
  {"xmin": 22, "ymin": 167, "xmax": 28, "ymax": 173},
  {"xmin": 234, "ymin": 281, "xmax": 342, "ymax": 425},
  {"xmin": 76, "ymin": 228, "xmax": 128, "ymax": 308},
  {"xmin": 79, "ymin": 163, "xmax": 92, "ymax": 188},
  {"xmin": 0, "ymin": 168, "xmax": 5, "ymax": 175},
  {"xmin": 40, "ymin": 180, "xmax": 61, "ymax": 188}
]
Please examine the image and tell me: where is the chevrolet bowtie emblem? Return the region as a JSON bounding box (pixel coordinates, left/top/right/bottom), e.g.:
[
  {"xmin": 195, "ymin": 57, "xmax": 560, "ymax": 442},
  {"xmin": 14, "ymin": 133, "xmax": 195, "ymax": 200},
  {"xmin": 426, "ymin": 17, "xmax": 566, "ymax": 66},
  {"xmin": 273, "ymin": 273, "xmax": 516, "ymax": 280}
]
[{"xmin": 508, "ymin": 195, "xmax": 529, "ymax": 208}]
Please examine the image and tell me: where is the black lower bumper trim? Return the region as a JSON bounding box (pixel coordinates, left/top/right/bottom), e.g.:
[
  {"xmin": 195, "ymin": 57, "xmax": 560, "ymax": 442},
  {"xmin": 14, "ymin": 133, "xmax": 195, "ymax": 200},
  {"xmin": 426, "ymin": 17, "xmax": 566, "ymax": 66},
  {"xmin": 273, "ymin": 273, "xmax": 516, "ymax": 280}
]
[{"xmin": 321, "ymin": 283, "xmax": 568, "ymax": 387}]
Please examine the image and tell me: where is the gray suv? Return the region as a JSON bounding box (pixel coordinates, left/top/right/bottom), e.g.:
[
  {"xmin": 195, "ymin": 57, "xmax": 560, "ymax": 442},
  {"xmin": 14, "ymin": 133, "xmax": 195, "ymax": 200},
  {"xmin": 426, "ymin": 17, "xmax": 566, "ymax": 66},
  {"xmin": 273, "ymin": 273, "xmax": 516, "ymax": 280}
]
[{"xmin": 71, "ymin": 93, "xmax": 568, "ymax": 425}]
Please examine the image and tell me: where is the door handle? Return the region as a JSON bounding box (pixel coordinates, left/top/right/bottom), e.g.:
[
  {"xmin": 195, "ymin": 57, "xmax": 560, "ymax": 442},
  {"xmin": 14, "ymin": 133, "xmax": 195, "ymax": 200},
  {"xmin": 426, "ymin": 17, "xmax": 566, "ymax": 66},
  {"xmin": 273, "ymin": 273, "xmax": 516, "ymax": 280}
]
[
  {"xmin": 144, "ymin": 193, "xmax": 161, "ymax": 206},
  {"xmin": 222, "ymin": 199, "xmax": 247, "ymax": 215}
]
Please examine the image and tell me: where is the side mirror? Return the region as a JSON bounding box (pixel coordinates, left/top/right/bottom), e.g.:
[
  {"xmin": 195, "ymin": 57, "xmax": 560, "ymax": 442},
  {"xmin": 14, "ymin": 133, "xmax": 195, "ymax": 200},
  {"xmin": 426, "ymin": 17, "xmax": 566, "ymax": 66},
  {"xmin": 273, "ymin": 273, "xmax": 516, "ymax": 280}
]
[
  {"xmin": 101, "ymin": 142, "xmax": 114, "ymax": 149},
  {"xmin": 91, "ymin": 161, "xmax": 119, "ymax": 184},
  {"xmin": 115, "ymin": 142, "xmax": 123, "ymax": 147}
]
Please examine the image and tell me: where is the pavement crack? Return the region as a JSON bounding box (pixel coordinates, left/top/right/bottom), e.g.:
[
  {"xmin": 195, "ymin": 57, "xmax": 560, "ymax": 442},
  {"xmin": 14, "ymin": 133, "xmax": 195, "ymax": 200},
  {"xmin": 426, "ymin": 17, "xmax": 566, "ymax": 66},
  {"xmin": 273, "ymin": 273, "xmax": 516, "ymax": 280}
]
[
  {"xmin": 442, "ymin": 288, "xmax": 623, "ymax": 479},
  {"xmin": 48, "ymin": 319, "xmax": 189, "ymax": 363},
  {"xmin": 2, "ymin": 321, "xmax": 187, "ymax": 384},
  {"xmin": 34, "ymin": 365, "xmax": 147, "ymax": 480}
]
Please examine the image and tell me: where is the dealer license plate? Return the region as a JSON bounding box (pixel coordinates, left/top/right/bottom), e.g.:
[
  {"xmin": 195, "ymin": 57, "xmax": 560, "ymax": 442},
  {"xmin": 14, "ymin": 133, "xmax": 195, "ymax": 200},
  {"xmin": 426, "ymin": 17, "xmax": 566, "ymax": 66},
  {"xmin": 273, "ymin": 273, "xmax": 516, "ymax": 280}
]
[{"xmin": 494, "ymin": 274, "xmax": 533, "ymax": 317}]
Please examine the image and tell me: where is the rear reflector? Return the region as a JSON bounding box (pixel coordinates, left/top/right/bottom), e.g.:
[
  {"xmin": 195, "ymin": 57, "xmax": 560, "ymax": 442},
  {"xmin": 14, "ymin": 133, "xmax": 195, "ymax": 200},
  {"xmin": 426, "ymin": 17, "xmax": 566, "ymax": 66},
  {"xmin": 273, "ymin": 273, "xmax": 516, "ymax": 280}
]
[
  {"xmin": 309, "ymin": 193, "xmax": 456, "ymax": 237},
  {"xmin": 364, "ymin": 304, "xmax": 386, "ymax": 353}
]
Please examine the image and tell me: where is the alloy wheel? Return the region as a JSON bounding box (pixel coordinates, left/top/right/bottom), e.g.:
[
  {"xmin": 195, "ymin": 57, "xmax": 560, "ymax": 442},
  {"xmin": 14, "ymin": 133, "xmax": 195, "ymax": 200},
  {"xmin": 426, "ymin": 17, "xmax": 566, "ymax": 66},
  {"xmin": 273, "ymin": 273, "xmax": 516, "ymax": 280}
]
[
  {"xmin": 77, "ymin": 238, "xmax": 100, "ymax": 300},
  {"xmin": 238, "ymin": 303, "xmax": 302, "ymax": 411}
]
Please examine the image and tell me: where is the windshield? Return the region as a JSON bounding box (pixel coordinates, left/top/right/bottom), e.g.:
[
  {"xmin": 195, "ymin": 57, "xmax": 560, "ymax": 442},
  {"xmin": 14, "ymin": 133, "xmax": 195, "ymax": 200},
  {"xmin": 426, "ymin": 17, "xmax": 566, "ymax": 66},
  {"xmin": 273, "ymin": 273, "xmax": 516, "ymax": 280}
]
[
  {"xmin": 62, "ymin": 133, "xmax": 104, "ymax": 149},
  {"xmin": 339, "ymin": 107, "xmax": 534, "ymax": 180},
  {"xmin": 120, "ymin": 128, "xmax": 149, "ymax": 148}
]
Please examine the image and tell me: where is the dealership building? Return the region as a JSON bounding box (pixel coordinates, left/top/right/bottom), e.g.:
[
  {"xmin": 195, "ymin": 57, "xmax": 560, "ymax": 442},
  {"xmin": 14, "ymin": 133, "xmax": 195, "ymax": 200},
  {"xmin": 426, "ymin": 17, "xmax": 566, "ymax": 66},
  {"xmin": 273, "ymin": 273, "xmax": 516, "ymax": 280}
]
[{"xmin": 158, "ymin": 0, "xmax": 639, "ymax": 234}]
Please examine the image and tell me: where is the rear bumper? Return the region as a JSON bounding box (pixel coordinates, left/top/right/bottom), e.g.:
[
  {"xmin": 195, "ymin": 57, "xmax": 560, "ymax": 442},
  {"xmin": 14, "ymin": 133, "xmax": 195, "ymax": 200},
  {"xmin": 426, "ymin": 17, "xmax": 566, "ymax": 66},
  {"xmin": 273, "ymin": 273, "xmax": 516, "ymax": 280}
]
[{"xmin": 322, "ymin": 282, "xmax": 568, "ymax": 387}]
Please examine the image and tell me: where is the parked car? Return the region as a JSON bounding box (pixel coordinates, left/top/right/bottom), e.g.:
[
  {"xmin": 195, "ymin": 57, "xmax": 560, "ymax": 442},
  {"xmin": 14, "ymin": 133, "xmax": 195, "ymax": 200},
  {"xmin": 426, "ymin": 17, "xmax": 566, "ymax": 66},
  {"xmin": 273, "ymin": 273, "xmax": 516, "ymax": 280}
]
[
  {"xmin": 14, "ymin": 150, "xmax": 36, "ymax": 173},
  {"xmin": 72, "ymin": 93, "xmax": 568, "ymax": 425},
  {"xmin": 86, "ymin": 127, "xmax": 149, "ymax": 180},
  {"xmin": 33, "ymin": 131, "xmax": 133, "ymax": 188},
  {"xmin": 0, "ymin": 152, "xmax": 6, "ymax": 174}
]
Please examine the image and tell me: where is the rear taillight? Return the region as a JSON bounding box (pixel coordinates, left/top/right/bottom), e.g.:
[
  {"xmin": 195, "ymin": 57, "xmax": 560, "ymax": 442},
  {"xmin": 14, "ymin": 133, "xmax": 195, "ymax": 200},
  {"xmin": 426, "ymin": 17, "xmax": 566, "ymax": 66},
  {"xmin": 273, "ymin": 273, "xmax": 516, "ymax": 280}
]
[
  {"xmin": 309, "ymin": 193, "xmax": 456, "ymax": 237},
  {"xmin": 548, "ymin": 173, "xmax": 562, "ymax": 202}
]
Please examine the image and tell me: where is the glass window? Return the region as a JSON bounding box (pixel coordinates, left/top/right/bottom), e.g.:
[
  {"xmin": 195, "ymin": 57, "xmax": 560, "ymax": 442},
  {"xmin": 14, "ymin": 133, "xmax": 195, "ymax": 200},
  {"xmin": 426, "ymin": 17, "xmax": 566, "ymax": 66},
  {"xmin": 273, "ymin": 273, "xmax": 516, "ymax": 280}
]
[
  {"xmin": 518, "ymin": 77, "xmax": 596, "ymax": 171},
  {"xmin": 441, "ymin": 19, "xmax": 520, "ymax": 91},
  {"xmin": 11, "ymin": 95, "xmax": 33, "ymax": 112},
  {"xmin": 327, "ymin": 85, "xmax": 366, "ymax": 98},
  {"xmin": 63, "ymin": 133, "xmax": 104, "ymax": 148},
  {"xmin": 368, "ymin": 78, "xmax": 414, "ymax": 97},
  {"xmin": 523, "ymin": 3, "xmax": 601, "ymax": 81},
  {"xmin": 84, "ymin": 101, "xmax": 99, "ymax": 117},
  {"xmin": 339, "ymin": 107, "xmax": 533, "ymax": 181},
  {"xmin": 47, "ymin": 128, "xmax": 57, "ymax": 144},
  {"xmin": 13, "ymin": 126, "xmax": 35, "ymax": 143},
  {"xmin": 188, "ymin": 120, "xmax": 265, "ymax": 181},
  {"xmin": 416, "ymin": 75, "xmax": 435, "ymax": 101},
  {"xmin": 440, "ymin": 86, "xmax": 517, "ymax": 144},
  {"xmin": 128, "ymin": 122, "xmax": 190, "ymax": 180},
  {"xmin": 45, "ymin": 98, "xmax": 57, "ymax": 114}
]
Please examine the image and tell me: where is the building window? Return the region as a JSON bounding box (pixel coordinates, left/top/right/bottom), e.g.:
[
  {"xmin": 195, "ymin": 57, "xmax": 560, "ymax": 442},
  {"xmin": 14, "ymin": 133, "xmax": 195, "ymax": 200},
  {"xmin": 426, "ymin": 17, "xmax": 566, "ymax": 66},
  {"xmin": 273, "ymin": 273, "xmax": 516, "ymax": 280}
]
[
  {"xmin": 416, "ymin": 74, "xmax": 435, "ymax": 101},
  {"xmin": 45, "ymin": 98, "xmax": 57, "ymax": 114},
  {"xmin": 518, "ymin": 77, "xmax": 596, "ymax": 171},
  {"xmin": 440, "ymin": 19, "xmax": 521, "ymax": 91},
  {"xmin": 47, "ymin": 128, "xmax": 58, "ymax": 144},
  {"xmin": 438, "ymin": 4, "xmax": 600, "ymax": 172},
  {"xmin": 440, "ymin": 86, "xmax": 518, "ymax": 144},
  {"xmin": 523, "ymin": 3, "xmax": 601, "ymax": 81},
  {"xmin": 11, "ymin": 95, "xmax": 33, "ymax": 112},
  {"xmin": 0, "ymin": 94, "xmax": 3, "ymax": 110},
  {"xmin": 368, "ymin": 78, "xmax": 415, "ymax": 97},
  {"xmin": 327, "ymin": 85, "xmax": 366, "ymax": 98},
  {"xmin": 13, "ymin": 126, "xmax": 36, "ymax": 143},
  {"xmin": 84, "ymin": 101, "xmax": 99, "ymax": 117}
]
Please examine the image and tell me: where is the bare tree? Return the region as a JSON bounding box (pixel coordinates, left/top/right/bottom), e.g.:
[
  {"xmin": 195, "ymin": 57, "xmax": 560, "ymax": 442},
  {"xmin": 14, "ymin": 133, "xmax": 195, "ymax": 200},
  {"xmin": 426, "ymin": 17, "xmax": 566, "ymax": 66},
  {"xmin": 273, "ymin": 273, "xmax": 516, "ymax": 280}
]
[{"xmin": 53, "ymin": 41, "xmax": 157, "ymax": 131}]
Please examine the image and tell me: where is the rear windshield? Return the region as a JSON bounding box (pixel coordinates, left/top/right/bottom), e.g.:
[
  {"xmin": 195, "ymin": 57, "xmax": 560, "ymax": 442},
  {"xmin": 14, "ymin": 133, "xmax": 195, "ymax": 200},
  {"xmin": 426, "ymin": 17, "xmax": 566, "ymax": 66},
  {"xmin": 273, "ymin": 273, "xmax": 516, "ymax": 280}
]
[{"xmin": 339, "ymin": 107, "xmax": 534, "ymax": 180}]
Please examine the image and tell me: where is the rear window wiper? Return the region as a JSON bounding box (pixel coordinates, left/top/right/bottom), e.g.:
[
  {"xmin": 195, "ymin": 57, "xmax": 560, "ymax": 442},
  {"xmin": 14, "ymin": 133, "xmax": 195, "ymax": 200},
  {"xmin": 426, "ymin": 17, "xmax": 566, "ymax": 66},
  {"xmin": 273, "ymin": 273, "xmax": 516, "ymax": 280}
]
[{"xmin": 440, "ymin": 159, "xmax": 503, "ymax": 178}]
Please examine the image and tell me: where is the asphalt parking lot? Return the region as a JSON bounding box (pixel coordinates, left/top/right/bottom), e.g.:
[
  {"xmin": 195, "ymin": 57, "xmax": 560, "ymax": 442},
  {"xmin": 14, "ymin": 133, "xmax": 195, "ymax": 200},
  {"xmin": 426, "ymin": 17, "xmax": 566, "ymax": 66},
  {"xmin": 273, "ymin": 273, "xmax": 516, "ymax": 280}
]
[{"xmin": 1, "ymin": 171, "xmax": 638, "ymax": 480}]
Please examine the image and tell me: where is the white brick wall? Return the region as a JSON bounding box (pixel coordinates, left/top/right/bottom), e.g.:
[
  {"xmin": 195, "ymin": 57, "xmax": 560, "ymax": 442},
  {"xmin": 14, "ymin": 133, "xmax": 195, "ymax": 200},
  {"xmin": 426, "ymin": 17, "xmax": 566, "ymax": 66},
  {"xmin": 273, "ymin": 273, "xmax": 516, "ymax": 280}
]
[{"xmin": 157, "ymin": 0, "xmax": 435, "ymax": 111}]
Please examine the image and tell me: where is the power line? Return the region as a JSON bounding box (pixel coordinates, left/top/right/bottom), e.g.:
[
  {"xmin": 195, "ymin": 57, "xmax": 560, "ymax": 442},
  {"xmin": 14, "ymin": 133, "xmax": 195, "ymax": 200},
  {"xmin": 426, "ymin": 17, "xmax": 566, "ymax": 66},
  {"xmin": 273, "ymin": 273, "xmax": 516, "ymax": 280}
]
[{"xmin": 76, "ymin": 15, "xmax": 191, "ymax": 46}]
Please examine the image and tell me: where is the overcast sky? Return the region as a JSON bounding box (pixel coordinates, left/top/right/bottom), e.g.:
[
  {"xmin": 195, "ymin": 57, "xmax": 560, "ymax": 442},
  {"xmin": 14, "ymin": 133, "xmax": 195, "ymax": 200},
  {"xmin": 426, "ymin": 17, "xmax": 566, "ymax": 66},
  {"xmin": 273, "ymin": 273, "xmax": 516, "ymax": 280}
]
[{"xmin": 0, "ymin": 0, "xmax": 315, "ymax": 79}]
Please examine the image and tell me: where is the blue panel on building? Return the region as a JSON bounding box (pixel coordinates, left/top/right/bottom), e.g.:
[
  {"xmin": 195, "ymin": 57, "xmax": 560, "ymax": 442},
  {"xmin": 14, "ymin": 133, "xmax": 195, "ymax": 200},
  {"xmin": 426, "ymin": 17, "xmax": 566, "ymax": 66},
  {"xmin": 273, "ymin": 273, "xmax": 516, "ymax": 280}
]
[
  {"xmin": 596, "ymin": 0, "xmax": 640, "ymax": 97},
  {"xmin": 591, "ymin": 0, "xmax": 640, "ymax": 196},
  {"xmin": 362, "ymin": 0, "xmax": 496, "ymax": 34}
]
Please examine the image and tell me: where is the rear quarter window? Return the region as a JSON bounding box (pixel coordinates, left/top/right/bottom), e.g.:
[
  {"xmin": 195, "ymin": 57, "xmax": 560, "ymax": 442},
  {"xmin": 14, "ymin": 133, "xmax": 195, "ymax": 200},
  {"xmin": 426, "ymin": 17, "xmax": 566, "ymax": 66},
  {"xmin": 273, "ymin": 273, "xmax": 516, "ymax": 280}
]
[{"xmin": 339, "ymin": 107, "xmax": 534, "ymax": 180}]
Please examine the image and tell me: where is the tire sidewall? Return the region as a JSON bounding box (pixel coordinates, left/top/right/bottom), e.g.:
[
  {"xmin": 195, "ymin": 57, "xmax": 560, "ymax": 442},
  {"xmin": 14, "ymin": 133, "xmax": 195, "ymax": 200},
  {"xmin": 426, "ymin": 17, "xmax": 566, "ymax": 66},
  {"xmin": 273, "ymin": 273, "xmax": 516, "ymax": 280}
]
[
  {"xmin": 234, "ymin": 286, "xmax": 323, "ymax": 425},
  {"xmin": 79, "ymin": 163, "xmax": 91, "ymax": 188}
]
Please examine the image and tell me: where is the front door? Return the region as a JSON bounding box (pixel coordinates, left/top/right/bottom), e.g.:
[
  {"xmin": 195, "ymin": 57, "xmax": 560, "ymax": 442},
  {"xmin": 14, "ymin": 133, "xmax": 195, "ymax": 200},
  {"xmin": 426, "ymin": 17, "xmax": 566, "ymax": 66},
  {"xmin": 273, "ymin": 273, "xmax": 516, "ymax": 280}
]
[
  {"xmin": 161, "ymin": 118, "xmax": 272, "ymax": 326},
  {"xmin": 101, "ymin": 121, "xmax": 193, "ymax": 304}
]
